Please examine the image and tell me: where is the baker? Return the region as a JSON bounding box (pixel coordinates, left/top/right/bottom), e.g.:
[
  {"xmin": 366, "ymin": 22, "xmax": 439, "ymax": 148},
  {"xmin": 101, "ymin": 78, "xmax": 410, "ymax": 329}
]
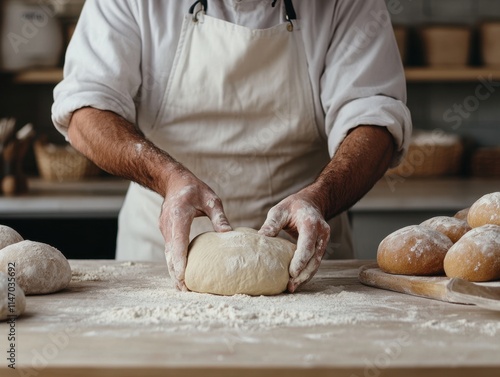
[{"xmin": 52, "ymin": 0, "xmax": 412, "ymax": 292}]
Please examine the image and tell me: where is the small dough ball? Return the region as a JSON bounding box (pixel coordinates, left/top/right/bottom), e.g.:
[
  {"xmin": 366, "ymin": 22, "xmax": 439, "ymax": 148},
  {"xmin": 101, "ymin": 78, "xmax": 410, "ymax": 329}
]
[
  {"xmin": 467, "ymin": 192, "xmax": 500, "ymax": 228},
  {"xmin": 444, "ymin": 224, "xmax": 500, "ymax": 282},
  {"xmin": 185, "ymin": 227, "xmax": 295, "ymax": 296},
  {"xmin": 420, "ymin": 216, "xmax": 471, "ymax": 243},
  {"xmin": 454, "ymin": 207, "xmax": 470, "ymax": 221},
  {"xmin": 0, "ymin": 241, "xmax": 72, "ymax": 295},
  {"xmin": 377, "ymin": 225, "xmax": 453, "ymax": 276},
  {"xmin": 0, "ymin": 272, "xmax": 26, "ymax": 321},
  {"xmin": 0, "ymin": 225, "xmax": 23, "ymax": 250}
]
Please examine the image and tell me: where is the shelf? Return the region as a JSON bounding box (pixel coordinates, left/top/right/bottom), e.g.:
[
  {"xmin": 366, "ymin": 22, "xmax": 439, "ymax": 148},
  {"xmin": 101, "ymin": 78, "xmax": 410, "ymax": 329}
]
[
  {"xmin": 352, "ymin": 177, "xmax": 500, "ymax": 212},
  {"xmin": 0, "ymin": 177, "xmax": 497, "ymax": 218},
  {"xmin": 13, "ymin": 68, "xmax": 64, "ymax": 84},
  {"xmin": 405, "ymin": 67, "xmax": 500, "ymax": 82},
  {"xmin": 0, "ymin": 178, "xmax": 129, "ymax": 218},
  {"xmin": 10, "ymin": 67, "xmax": 500, "ymax": 85}
]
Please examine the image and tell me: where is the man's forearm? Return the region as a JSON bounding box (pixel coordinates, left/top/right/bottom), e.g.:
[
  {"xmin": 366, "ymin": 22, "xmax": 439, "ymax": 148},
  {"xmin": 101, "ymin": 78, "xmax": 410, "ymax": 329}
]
[
  {"xmin": 68, "ymin": 107, "xmax": 180, "ymax": 197},
  {"xmin": 305, "ymin": 125, "xmax": 395, "ymax": 220}
]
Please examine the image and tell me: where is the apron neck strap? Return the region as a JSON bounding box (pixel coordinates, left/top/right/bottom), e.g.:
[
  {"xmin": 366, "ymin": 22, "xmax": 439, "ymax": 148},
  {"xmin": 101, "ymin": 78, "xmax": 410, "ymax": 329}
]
[
  {"xmin": 189, "ymin": 1, "xmax": 296, "ymax": 22},
  {"xmin": 189, "ymin": 0, "xmax": 208, "ymax": 14},
  {"xmin": 272, "ymin": 0, "xmax": 296, "ymax": 21}
]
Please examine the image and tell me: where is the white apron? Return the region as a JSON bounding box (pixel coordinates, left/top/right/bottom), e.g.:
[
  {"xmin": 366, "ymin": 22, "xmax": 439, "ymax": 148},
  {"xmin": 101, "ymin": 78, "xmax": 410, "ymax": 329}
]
[{"xmin": 117, "ymin": 1, "xmax": 353, "ymax": 261}]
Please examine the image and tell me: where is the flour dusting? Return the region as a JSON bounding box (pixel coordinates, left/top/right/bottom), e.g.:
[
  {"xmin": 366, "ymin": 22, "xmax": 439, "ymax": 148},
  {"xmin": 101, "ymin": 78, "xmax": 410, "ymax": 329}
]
[{"xmin": 51, "ymin": 261, "xmax": 500, "ymax": 339}]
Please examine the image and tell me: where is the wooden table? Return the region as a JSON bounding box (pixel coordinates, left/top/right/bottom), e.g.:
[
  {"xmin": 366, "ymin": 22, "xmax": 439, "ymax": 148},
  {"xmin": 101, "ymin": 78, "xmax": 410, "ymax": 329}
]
[{"xmin": 1, "ymin": 260, "xmax": 499, "ymax": 377}]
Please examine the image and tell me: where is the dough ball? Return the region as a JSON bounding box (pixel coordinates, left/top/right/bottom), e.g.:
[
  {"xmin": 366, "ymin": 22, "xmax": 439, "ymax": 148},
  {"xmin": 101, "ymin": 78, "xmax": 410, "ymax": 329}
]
[
  {"xmin": 0, "ymin": 225, "xmax": 23, "ymax": 250},
  {"xmin": 0, "ymin": 272, "xmax": 26, "ymax": 321},
  {"xmin": 454, "ymin": 207, "xmax": 470, "ymax": 221},
  {"xmin": 0, "ymin": 241, "xmax": 72, "ymax": 295},
  {"xmin": 377, "ymin": 225, "xmax": 453, "ymax": 276},
  {"xmin": 467, "ymin": 192, "xmax": 500, "ymax": 228},
  {"xmin": 185, "ymin": 227, "xmax": 295, "ymax": 296},
  {"xmin": 444, "ymin": 224, "xmax": 500, "ymax": 282},
  {"xmin": 420, "ymin": 216, "xmax": 471, "ymax": 243}
]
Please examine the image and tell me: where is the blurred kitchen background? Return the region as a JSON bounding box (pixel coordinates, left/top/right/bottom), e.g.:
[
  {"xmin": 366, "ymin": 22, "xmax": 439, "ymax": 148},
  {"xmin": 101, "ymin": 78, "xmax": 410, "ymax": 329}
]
[{"xmin": 0, "ymin": 0, "xmax": 499, "ymax": 260}]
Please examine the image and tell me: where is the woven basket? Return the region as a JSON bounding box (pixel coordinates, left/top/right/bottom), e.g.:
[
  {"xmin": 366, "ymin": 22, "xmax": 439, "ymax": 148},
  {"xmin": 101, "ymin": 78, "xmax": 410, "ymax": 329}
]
[
  {"xmin": 470, "ymin": 147, "xmax": 500, "ymax": 177},
  {"xmin": 34, "ymin": 140, "xmax": 101, "ymax": 182},
  {"xmin": 387, "ymin": 135, "xmax": 464, "ymax": 178}
]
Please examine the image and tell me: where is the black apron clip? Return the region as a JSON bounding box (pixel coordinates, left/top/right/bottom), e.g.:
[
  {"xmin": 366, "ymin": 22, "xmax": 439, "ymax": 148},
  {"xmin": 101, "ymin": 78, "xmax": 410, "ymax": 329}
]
[
  {"xmin": 271, "ymin": 0, "xmax": 296, "ymax": 21},
  {"xmin": 189, "ymin": 0, "xmax": 208, "ymax": 14}
]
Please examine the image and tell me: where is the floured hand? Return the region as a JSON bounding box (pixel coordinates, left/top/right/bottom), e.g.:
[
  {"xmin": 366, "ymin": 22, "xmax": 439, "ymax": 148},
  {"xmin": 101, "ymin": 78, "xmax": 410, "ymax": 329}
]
[
  {"xmin": 259, "ymin": 193, "xmax": 330, "ymax": 293},
  {"xmin": 159, "ymin": 168, "xmax": 232, "ymax": 291}
]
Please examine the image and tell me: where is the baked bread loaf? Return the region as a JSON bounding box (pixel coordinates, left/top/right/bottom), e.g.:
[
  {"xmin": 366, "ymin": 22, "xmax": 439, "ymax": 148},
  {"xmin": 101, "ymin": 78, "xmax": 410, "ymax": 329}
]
[
  {"xmin": 377, "ymin": 225, "xmax": 453, "ymax": 275},
  {"xmin": 444, "ymin": 224, "xmax": 500, "ymax": 282},
  {"xmin": 454, "ymin": 207, "xmax": 470, "ymax": 221},
  {"xmin": 420, "ymin": 216, "xmax": 471, "ymax": 243},
  {"xmin": 467, "ymin": 192, "xmax": 500, "ymax": 228}
]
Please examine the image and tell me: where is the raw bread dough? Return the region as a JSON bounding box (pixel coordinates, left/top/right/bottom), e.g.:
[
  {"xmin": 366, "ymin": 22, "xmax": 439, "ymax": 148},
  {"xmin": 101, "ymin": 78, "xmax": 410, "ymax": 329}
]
[
  {"xmin": 467, "ymin": 192, "xmax": 500, "ymax": 228},
  {"xmin": 420, "ymin": 216, "xmax": 471, "ymax": 243},
  {"xmin": 0, "ymin": 241, "xmax": 72, "ymax": 295},
  {"xmin": 0, "ymin": 225, "xmax": 23, "ymax": 250},
  {"xmin": 0, "ymin": 272, "xmax": 26, "ymax": 321},
  {"xmin": 444, "ymin": 224, "xmax": 500, "ymax": 282},
  {"xmin": 377, "ymin": 225, "xmax": 453, "ymax": 276},
  {"xmin": 185, "ymin": 227, "xmax": 296, "ymax": 296}
]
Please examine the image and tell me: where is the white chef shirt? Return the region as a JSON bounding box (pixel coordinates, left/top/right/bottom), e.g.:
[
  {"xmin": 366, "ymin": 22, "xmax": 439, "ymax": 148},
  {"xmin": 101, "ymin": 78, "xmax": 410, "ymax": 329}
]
[{"xmin": 52, "ymin": 0, "xmax": 412, "ymax": 165}]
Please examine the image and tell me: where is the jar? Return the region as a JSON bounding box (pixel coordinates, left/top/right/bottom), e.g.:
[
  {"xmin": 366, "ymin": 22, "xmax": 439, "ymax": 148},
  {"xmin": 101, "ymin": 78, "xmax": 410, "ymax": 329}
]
[{"xmin": 0, "ymin": 0, "xmax": 63, "ymax": 71}]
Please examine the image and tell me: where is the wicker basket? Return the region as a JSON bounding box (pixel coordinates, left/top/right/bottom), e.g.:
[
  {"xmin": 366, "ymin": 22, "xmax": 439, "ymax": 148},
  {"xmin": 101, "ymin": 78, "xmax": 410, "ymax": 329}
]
[
  {"xmin": 470, "ymin": 147, "xmax": 500, "ymax": 177},
  {"xmin": 386, "ymin": 132, "xmax": 464, "ymax": 178},
  {"xmin": 34, "ymin": 140, "xmax": 101, "ymax": 182}
]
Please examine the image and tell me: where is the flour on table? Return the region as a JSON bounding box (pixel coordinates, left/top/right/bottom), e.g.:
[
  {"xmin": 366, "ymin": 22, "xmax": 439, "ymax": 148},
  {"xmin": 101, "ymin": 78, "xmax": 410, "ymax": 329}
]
[
  {"xmin": 52, "ymin": 261, "xmax": 500, "ymax": 337},
  {"xmin": 71, "ymin": 262, "xmax": 137, "ymax": 282}
]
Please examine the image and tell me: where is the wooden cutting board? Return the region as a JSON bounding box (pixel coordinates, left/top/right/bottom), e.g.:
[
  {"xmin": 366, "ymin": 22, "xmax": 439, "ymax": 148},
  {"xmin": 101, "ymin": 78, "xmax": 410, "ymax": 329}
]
[{"xmin": 359, "ymin": 264, "xmax": 500, "ymax": 310}]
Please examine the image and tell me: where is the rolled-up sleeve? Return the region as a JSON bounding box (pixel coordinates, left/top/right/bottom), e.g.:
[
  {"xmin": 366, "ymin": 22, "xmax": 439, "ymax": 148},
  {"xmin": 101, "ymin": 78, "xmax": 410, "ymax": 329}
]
[
  {"xmin": 52, "ymin": 0, "xmax": 141, "ymax": 138},
  {"xmin": 322, "ymin": 0, "xmax": 412, "ymax": 167}
]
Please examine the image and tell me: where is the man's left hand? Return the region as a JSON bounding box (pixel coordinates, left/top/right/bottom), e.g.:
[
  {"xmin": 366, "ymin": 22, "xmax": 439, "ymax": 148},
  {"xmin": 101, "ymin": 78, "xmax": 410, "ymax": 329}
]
[{"xmin": 259, "ymin": 193, "xmax": 330, "ymax": 293}]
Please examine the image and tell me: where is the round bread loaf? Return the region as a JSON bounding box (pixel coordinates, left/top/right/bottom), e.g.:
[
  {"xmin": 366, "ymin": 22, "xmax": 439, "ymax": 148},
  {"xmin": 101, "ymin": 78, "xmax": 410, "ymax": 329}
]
[
  {"xmin": 467, "ymin": 192, "xmax": 500, "ymax": 228},
  {"xmin": 0, "ymin": 241, "xmax": 72, "ymax": 295},
  {"xmin": 454, "ymin": 207, "xmax": 470, "ymax": 221},
  {"xmin": 377, "ymin": 225, "xmax": 453, "ymax": 276},
  {"xmin": 444, "ymin": 224, "xmax": 500, "ymax": 282},
  {"xmin": 420, "ymin": 216, "xmax": 471, "ymax": 243},
  {"xmin": 0, "ymin": 225, "xmax": 23, "ymax": 250}
]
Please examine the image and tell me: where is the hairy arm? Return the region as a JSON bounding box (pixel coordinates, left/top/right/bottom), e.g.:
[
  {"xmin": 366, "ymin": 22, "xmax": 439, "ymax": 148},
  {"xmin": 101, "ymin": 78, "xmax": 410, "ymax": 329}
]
[
  {"xmin": 305, "ymin": 124, "xmax": 395, "ymax": 221},
  {"xmin": 68, "ymin": 107, "xmax": 178, "ymax": 197},
  {"xmin": 68, "ymin": 107, "xmax": 231, "ymax": 290}
]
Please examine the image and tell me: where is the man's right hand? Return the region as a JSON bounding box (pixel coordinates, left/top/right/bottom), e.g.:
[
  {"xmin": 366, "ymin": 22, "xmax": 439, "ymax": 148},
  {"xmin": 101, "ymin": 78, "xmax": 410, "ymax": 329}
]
[{"xmin": 159, "ymin": 168, "xmax": 232, "ymax": 291}]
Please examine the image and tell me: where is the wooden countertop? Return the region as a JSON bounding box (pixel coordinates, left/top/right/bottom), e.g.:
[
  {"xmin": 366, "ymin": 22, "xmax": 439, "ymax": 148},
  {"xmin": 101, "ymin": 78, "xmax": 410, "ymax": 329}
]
[{"xmin": 2, "ymin": 260, "xmax": 499, "ymax": 377}]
